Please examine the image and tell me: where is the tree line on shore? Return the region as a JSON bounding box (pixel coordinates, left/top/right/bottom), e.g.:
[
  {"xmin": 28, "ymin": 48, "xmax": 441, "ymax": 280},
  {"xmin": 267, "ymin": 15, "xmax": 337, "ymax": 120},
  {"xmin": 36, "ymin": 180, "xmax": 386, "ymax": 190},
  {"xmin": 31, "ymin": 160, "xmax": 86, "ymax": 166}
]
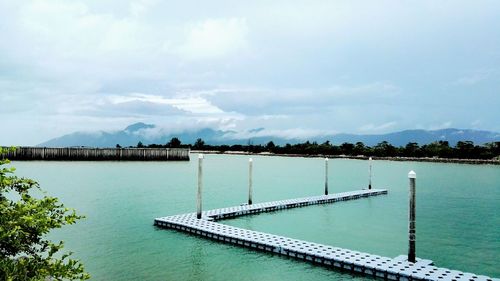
[{"xmin": 125, "ymin": 138, "xmax": 500, "ymax": 160}]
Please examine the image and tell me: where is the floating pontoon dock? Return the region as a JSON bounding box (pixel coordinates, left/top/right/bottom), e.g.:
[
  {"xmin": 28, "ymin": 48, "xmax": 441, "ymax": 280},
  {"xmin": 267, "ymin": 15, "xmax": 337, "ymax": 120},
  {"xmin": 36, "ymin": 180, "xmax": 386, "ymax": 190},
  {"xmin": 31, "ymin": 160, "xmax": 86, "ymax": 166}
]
[{"xmin": 155, "ymin": 189, "xmax": 497, "ymax": 281}]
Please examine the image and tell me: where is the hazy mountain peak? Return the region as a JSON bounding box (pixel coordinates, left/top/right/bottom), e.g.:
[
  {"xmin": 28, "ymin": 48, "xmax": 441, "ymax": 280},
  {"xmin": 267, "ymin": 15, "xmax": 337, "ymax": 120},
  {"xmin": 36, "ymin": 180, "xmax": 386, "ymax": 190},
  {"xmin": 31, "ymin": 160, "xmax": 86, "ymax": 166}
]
[
  {"xmin": 124, "ymin": 122, "xmax": 155, "ymax": 132},
  {"xmin": 248, "ymin": 128, "xmax": 265, "ymax": 133}
]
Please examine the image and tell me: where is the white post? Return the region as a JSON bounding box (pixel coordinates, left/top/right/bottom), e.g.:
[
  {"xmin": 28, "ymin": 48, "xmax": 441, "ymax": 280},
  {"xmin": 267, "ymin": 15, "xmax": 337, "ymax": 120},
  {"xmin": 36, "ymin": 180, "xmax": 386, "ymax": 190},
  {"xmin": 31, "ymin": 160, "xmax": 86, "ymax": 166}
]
[
  {"xmin": 408, "ymin": 170, "xmax": 416, "ymax": 262},
  {"xmin": 324, "ymin": 158, "xmax": 329, "ymax": 195},
  {"xmin": 197, "ymin": 154, "xmax": 204, "ymax": 219},
  {"xmin": 248, "ymin": 158, "xmax": 253, "ymax": 205},
  {"xmin": 368, "ymin": 157, "xmax": 373, "ymax": 190}
]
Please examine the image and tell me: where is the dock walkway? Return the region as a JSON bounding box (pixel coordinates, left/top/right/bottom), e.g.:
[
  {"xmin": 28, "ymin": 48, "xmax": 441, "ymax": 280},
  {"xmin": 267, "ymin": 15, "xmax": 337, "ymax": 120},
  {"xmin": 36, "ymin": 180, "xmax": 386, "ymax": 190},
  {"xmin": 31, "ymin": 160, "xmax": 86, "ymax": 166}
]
[{"xmin": 154, "ymin": 189, "xmax": 497, "ymax": 281}]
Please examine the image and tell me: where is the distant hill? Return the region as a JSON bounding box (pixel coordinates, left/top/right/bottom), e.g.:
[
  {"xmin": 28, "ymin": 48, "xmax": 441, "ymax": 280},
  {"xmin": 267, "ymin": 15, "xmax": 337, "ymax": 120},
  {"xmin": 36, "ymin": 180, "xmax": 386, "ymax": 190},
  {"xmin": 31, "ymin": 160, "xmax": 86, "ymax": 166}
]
[
  {"xmin": 39, "ymin": 123, "xmax": 230, "ymax": 148},
  {"xmin": 39, "ymin": 123, "xmax": 500, "ymax": 147}
]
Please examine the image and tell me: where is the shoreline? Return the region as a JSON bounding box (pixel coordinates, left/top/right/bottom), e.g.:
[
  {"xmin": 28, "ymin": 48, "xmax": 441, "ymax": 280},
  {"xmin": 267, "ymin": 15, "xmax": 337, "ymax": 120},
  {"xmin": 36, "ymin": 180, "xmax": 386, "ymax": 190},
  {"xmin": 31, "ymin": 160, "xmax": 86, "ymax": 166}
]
[{"xmin": 191, "ymin": 150, "xmax": 500, "ymax": 165}]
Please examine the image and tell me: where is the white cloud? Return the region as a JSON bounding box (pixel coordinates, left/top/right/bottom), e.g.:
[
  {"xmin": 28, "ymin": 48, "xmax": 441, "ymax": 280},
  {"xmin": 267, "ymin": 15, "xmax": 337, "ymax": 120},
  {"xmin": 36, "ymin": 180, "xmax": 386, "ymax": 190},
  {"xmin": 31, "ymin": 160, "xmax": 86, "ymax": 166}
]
[
  {"xmin": 10, "ymin": 0, "xmax": 153, "ymax": 78},
  {"xmin": 122, "ymin": 116, "xmax": 242, "ymax": 141},
  {"xmin": 358, "ymin": 122, "xmax": 397, "ymax": 133},
  {"xmin": 450, "ymin": 68, "xmax": 499, "ymax": 86},
  {"xmin": 108, "ymin": 93, "xmax": 225, "ymax": 114},
  {"xmin": 470, "ymin": 120, "xmax": 482, "ymax": 128},
  {"xmin": 179, "ymin": 18, "xmax": 249, "ymax": 59},
  {"xmin": 129, "ymin": 0, "xmax": 158, "ymax": 18},
  {"xmin": 225, "ymin": 128, "xmax": 335, "ymax": 141},
  {"xmin": 453, "ymin": 73, "xmax": 488, "ymax": 86},
  {"xmin": 327, "ymin": 82, "xmax": 399, "ymax": 98},
  {"xmin": 201, "ymin": 82, "xmax": 399, "ymax": 115},
  {"xmin": 428, "ymin": 121, "xmax": 453, "ymax": 130},
  {"xmin": 454, "ymin": 75, "xmax": 486, "ymax": 86}
]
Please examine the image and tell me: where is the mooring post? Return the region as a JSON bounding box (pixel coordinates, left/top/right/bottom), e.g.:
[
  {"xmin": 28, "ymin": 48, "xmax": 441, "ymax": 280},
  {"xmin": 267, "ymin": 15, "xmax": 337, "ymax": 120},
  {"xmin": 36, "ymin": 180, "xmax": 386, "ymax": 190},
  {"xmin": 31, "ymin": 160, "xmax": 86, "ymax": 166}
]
[
  {"xmin": 248, "ymin": 158, "xmax": 253, "ymax": 205},
  {"xmin": 368, "ymin": 157, "xmax": 373, "ymax": 190},
  {"xmin": 324, "ymin": 158, "xmax": 329, "ymax": 195},
  {"xmin": 197, "ymin": 154, "xmax": 204, "ymax": 219},
  {"xmin": 408, "ymin": 170, "xmax": 416, "ymax": 262}
]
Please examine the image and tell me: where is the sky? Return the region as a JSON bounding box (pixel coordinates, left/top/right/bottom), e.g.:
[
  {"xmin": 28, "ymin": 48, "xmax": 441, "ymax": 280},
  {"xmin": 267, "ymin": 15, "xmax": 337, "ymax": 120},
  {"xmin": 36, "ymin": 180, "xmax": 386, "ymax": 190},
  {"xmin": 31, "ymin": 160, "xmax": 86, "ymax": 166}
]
[{"xmin": 1, "ymin": 0, "xmax": 499, "ymax": 145}]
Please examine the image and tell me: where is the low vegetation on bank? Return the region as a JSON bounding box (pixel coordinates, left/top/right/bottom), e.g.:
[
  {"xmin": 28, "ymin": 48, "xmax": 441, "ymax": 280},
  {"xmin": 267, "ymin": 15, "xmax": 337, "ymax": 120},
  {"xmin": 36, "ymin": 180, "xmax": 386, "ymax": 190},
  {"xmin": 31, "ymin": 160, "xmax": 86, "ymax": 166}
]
[{"xmin": 129, "ymin": 138, "xmax": 500, "ymax": 160}]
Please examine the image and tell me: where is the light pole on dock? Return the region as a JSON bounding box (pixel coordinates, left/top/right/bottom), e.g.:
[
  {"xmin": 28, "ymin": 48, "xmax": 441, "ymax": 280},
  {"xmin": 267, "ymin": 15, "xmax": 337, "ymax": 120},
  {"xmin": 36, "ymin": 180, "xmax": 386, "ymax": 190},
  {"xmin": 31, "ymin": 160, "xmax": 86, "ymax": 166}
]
[
  {"xmin": 324, "ymin": 158, "xmax": 329, "ymax": 195},
  {"xmin": 248, "ymin": 158, "xmax": 253, "ymax": 205},
  {"xmin": 368, "ymin": 157, "xmax": 373, "ymax": 190},
  {"xmin": 197, "ymin": 154, "xmax": 204, "ymax": 219},
  {"xmin": 408, "ymin": 170, "xmax": 416, "ymax": 262}
]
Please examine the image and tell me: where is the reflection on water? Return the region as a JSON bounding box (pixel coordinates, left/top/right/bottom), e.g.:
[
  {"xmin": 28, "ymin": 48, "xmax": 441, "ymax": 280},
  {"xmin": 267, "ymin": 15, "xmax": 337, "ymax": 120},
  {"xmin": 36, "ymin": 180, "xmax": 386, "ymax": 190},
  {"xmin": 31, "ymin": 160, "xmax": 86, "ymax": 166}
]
[{"xmin": 188, "ymin": 240, "xmax": 207, "ymax": 280}]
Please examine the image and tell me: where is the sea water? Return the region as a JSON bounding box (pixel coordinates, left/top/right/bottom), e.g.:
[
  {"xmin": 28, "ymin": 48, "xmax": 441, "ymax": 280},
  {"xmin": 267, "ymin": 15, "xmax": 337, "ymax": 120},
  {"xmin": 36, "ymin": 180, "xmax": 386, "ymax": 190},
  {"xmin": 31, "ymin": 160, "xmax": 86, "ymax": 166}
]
[{"xmin": 12, "ymin": 154, "xmax": 500, "ymax": 280}]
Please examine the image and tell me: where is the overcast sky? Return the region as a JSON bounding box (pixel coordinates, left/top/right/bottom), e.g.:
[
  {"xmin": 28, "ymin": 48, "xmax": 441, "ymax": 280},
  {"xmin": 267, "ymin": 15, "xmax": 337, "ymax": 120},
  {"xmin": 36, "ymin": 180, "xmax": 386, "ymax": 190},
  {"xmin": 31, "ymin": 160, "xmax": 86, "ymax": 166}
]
[{"xmin": 1, "ymin": 0, "xmax": 499, "ymax": 145}]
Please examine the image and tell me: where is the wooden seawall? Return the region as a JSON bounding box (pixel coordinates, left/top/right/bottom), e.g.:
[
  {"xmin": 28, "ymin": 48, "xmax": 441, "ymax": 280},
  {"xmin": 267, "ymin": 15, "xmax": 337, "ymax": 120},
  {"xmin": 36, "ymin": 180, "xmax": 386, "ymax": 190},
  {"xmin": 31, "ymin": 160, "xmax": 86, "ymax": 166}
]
[
  {"xmin": 1, "ymin": 147, "xmax": 190, "ymax": 161},
  {"xmin": 155, "ymin": 189, "xmax": 497, "ymax": 281}
]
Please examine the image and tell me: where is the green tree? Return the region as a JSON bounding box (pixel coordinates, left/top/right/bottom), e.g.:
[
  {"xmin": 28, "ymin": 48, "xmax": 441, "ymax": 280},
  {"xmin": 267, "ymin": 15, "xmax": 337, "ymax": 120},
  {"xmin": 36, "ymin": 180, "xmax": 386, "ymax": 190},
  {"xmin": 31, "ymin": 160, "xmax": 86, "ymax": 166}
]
[
  {"xmin": 0, "ymin": 147, "xmax": 89, "ymax": 280},
  {"xmin": 265, "ymin": 141, "xmax": 276, "ymax": 152},
  {"xmin": 340, "ymin": 142, "xmax": 354, "ymax": 155},
  {"xmin": 353, "ymin": 142, "xmax": 367, "ymax": 156},
  {"xmin": 166, "ymin": 137, "xmax": 181, "ymax": 148},
  {"xmin": 319, "ymin": 140, "xmax": 334, "ymax": 155},
  {"xmin": 404, "ymin": 142, "xmax": 420, "ymax": 157},
  {"xmin": 137, "ymin": 141, "xmax": 144, "ymax": 148},
  {"xmin": 484, "ymin": 142, "xmax": 500, "ymax": 159},
  {"xmin": 192, "ymin": 138, "xmax": 205, "ymax": 150},
  {"xmin": 373, "ymin": 141, "xmax": 397, "ymax": 157},
  {"xmin": 456, "ymin": 141, "xmax": 475, "ymax": 159}
]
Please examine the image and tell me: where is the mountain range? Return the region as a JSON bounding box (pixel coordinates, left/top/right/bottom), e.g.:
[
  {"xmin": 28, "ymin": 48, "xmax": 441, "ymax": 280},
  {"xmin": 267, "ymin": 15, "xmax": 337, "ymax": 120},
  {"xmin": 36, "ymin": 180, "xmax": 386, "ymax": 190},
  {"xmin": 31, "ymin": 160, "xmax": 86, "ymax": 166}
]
[{"xmin": 38, "ymin": 122, "xmax": 500, "ymax": 148}]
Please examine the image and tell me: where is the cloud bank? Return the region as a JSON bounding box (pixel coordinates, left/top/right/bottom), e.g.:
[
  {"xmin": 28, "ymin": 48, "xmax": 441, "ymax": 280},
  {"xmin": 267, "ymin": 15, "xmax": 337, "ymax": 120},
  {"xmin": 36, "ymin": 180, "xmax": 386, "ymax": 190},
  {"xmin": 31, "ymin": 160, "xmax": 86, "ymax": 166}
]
[{"xmin": 1, "ymin": 0, "xmax": 499, "ymax": 145}]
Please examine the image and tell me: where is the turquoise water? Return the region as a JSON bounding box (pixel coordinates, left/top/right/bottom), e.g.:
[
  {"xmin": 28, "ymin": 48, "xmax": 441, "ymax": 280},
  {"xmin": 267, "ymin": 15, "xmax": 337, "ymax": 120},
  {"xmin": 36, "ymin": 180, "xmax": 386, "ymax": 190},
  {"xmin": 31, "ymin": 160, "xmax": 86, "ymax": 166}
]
[{"xmin": 11, "ymin": 154, "xmax": 500, "ymax": 280}]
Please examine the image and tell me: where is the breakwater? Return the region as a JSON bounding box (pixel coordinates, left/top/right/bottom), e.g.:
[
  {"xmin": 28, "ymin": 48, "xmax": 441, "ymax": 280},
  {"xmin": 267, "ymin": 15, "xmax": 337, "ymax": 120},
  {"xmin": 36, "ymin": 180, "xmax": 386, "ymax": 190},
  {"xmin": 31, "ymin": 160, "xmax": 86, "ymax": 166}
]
[{"xmin": 1, "ymin": 147, "xmax": 190, "ymax": 161}]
